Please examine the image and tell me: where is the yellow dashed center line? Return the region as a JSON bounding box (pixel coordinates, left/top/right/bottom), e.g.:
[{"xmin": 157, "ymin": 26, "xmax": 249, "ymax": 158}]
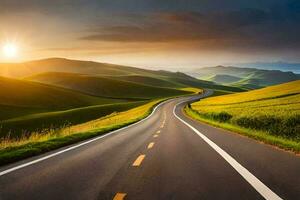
[
  {"xmin": 113, "ymin": 193, "xmax": 127, "ymax": 200},
  {"xmin": 147, "ymin": 142, "xmax": 155, "ymax": 149},
  {"xmin": 132, "ymin": 154, "xmax": 146, "ymax": 166},
  {"xmin": 113, "ymin": 113, "xmax": 167, "ymax": 199}
]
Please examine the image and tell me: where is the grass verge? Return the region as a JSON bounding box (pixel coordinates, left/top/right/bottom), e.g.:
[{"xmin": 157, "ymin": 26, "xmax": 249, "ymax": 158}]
[
  {"xmin": 0, "ymin": 99, "xmax": 162, "ymax": 166},
  {"xmin": 185, "ymin": 106, "xmax": 300, "ymax": 153},
  {"xmin": 0, "ymin": 101, "xmax": 146, "ymax": 138}
]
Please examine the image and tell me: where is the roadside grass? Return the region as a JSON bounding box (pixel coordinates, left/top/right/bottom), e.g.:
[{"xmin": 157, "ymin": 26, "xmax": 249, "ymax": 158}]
[
  {"xmin": 0, "ymin": 100, "xmax": 162, "ymax": 166},
  {"xmin": 0, "ymin": 86, "xmax": 201, "ymax": 166},
  {"xmin": 186, "ymin": 80, "xmax": 300, "ymax": 153},
  {"xmin": 0, "ymin": 101, "xmax": 146, "ymax": 138},
  {"xmin": 185, "ymin": 107, "xmax": 300, "ymax": 153}
]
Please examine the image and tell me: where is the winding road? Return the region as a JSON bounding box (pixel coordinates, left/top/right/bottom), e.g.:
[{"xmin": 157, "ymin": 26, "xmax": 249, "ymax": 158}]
[{"xmin": 0, "ymin": 93, "xmax": 299, "ymax": 200}]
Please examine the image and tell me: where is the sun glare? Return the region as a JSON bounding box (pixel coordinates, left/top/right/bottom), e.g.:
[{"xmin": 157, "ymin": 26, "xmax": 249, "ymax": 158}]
[{"xmin": 2, "ymin": 43, "xmax": 18, "ymax": 58}]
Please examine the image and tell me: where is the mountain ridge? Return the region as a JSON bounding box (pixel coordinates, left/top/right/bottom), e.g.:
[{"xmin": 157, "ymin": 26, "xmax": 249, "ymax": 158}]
[{"xmin": 187, "ymin": 65, "xmax": 300, "ymax": 89}]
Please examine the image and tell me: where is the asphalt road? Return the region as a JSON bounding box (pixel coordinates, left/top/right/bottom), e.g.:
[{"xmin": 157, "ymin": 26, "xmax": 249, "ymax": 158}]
[{"xmin": 0, "ymin": 93, "xmax": 299, "ymax": 200}]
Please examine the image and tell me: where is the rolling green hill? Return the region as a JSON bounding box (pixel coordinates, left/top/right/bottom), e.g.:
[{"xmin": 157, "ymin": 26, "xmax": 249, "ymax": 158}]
[
  {"xmin": 0, "ymin": 101, "xmax": 146, "ymax": 138},
  {"xmin": 205, "ymin": 74, "xmax": 242, "ymax": 84},
  {"xmin": 229, "ymin": 78, "xmax": 264, "ymax": 90},
  {"xmin": 0, "ymin": 76, "xmax": 123, "ymax": 120},
  {"xmin": 107, "ymin": 73, "xmax": 245, "ymax": 92},
  {"xmin": 27, "ymin": 72, "xmax": 190, "ymax": 100},
  {"xmin": 0, "ymin": 58, "xmax": 205, "ymax": 79},
  {"xmin": 189, "ymin": 80, "xmax": 300, "ymax": 144},
  {"xmin": 0, "ymin": 72, "xmax": 193, "ymax": 137},
  {"xmin": 187, "ymin": 66, "xmax": 300, "ymax": 89},
  {"xmin": 0, "ymin": 58, "xmax": 149, "ymax": 77},
  {"xmin": 0, "ymin": 58, "xmax": 243, "ymax": 93},
  {"xmin": 0, "ymin": 58, "xmax": 244, "ymax": 139},
  {"xmin": 106, "ymin": 75, "xmax": 184, "ymax": 88},
  {"xmin": 164, "ymin": 76, "xmax": 246, "ymax": 92}
]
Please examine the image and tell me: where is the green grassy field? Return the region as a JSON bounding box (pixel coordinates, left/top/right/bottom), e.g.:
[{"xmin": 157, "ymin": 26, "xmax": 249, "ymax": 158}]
[
  {"xmin": 205, "ymin": 74, "xmax": 241, "ymax": 84},
  {"xmin": 106, "ymin": 74, "xmax": 184, "ymax": 88},
  {"xmin": 188, "ymin": 80, "xmax": 300, "ymax": 151},
  {"xmin": 0, "ymin": 72, "xmax": 193, "ymax": 139},
  {"xmin": 0, "ymin": 99, "xmax": 163, "ymax": 165},
  {"xmin": 0, "ymin": 101, "xmax": 147, "ymax": 138},
  {"xmin": 0, "ymin": 76, "xmax": 129, "ymax": 121},
  {"xmin": 1, "ymin": 58, "xmax": 240, "ymax": 165},
  {"xmin": 27, "ymin": 72, "xmax": 190, "ymax": 99}
]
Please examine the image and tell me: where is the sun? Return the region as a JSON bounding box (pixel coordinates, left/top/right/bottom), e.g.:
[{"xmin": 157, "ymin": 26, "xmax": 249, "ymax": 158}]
[{"xmin": 2, "ymin": 43, "xmax": 18, "ymax": 58}]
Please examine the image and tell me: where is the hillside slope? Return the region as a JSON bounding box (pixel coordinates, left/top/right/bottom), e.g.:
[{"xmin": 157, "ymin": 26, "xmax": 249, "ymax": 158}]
[
  {"xmin": 0, "ymin": 101, "xmax": 146, "ymax": 137},
  {"xmin": 191, "ymin": 80, "xmax": 300, "ymax": 140},
  {"xmin": 0, "ymin": 58, "xmax": 243, "ymax": 93},
  {"xmin": 27, "ymin": 72, "xmax": 190, "ymax": 99},
  {"xmin": 106, "ymin": 75, "xmax": 184, "ymax": 88},
  {"xmin": 0, "ymin": 71, "xmax": 196, "ymax": 136},
  {"xmin": 0, "ymin": 58, "xmax": 206, "ymax": 79},
  {"xmin": 0, "ymin": 76, "xmax": 123, "ymax": 120},
  {"xmin": 0, "ymin": 58, "xmax": 149, "ymax": 77},
  {"xmin": 206, "ymin": 74, "xmax": 242, "ymax": 84}
]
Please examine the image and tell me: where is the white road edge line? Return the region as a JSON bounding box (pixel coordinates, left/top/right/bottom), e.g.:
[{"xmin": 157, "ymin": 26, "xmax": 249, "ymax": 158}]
[
  {"xmin": 0, "ymin": 98, "xmax": 174, "ymax": 177},
  {"xmin": 173, "ymin": 100, "xmax": 282, "ymax": 200}
]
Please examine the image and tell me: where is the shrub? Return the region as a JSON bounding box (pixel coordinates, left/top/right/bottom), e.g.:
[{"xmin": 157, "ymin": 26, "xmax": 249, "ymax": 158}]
[
  {"xmin": 281, "ymin": 115, "xmax": 300, "ymax": 139},
  {"xmin": 202, "ymin": 111, "xmax": 232, "ymax": 123},
  {"xmin": 236, "ymin": 116, "xmax": 280, "ymax": 130},
  {"xmin": 235, "ymin": 115, "xmax": 300, "ymax": 139}
]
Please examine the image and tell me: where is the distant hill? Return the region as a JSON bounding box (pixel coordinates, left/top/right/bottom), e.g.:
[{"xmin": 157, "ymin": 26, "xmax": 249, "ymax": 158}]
[
  {"xmin": 232, "ymin": 62, "xmax": 300, "ymax": 74},
  {"xmin": 0, "ymin": 58, "xmax": 244, "ymax": 92},
  {"xmin": 206, "ymin": 74, "xmax": 242, "ymax": 84},
  {"xmin": 230, "ymin": 79, "xmax": 263, "ymax": 90},
  {"xmin": 0, "ymin": 58, "xmax": 150, "ymax": 77},
  {"xmin": 0, "ymin": 58, "xmax": 247, "ymax": 137},
  {"xmin": 0, "ymin": 58, "xmax": 211, "ymax": 79},
  {"xmin": 187, "ymin": 66, "xmax": 300, "ymax": 89}
]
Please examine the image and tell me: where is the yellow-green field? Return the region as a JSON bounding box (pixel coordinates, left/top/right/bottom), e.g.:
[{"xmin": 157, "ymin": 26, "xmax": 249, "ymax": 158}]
[
  {"xmin": 1, "ymin": 100, "xmax": 158, "ymax": 150},
  {"xmin": 192, "ymin": 80, "xmax": 300, "ymax": 118},
  {"xmin": 188, "ymin": 80, "xmax": 300, "ymax": 151}
]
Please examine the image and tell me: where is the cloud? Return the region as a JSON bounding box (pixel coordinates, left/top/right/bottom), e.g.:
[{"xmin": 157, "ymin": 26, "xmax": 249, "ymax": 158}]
[
  {"xmin": 1, "ymin": 0, "xmax": 300, "ymax": 63},
  {"xmin": 78, "ymin": 4, "xmax": 300, "ymax": 53},
  {"xmin": 80, "ymin": 8, "xmax": 268, "ymax": 44}
]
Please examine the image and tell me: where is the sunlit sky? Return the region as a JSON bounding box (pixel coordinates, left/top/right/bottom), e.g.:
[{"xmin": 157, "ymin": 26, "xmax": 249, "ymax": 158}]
[{"xmin": 1, "ymin": 0, "xmax": 300, "ymax": 69}]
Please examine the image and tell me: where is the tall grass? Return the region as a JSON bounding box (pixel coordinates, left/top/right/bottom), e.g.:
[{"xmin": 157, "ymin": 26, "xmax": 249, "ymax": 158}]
[
  {"xmin": 235, "ymin": 115, "xmax": 300, "ymax": 139},
  {"xmin": 185, "ymin": 106, "xmax": 300, "ymax": 153},
  {"xmin": 0, "ymin": 100, "xmax": 158, "ymax": 150},
  {"xmin": 188, "ymin": 80, "xmax": 300, "ymax": 152},
  {"xmin": 0, "ymin": 101, "xmax": 146, "ymax": 138}
]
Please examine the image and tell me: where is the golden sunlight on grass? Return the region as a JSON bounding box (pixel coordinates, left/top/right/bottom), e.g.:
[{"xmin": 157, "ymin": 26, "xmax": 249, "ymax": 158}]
[{"xmin": 0, "ymin": 100, "xmax": 160, "ymax": 150}]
